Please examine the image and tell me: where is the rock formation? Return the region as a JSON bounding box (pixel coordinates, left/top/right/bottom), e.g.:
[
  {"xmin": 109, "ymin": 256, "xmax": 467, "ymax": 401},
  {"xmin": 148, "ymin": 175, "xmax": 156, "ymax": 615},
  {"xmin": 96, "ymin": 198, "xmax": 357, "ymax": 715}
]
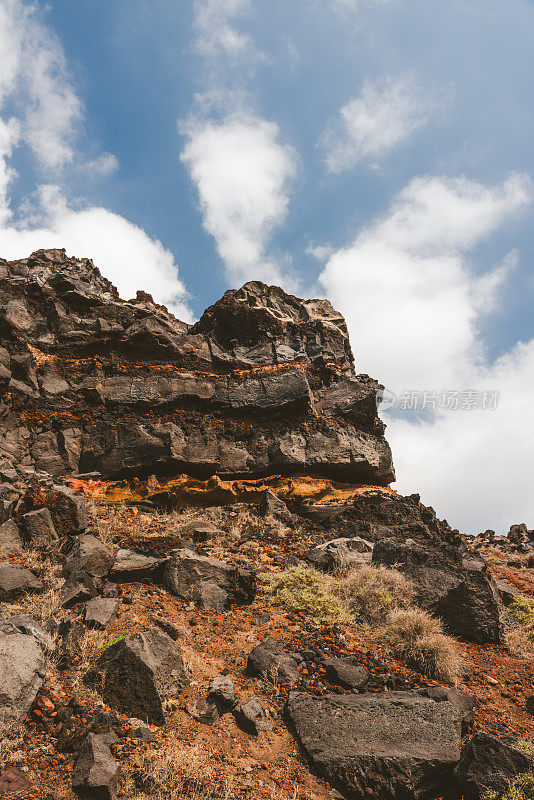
[{"xmin": 0, "ymin": 249, "xmax": 394, "ymax": 485}]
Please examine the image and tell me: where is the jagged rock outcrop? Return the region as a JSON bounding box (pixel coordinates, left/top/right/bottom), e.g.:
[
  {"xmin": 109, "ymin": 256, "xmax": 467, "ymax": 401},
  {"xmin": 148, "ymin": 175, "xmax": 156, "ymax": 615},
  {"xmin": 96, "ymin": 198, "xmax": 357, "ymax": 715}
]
[{"xmin": 0, "ymin": 249, "xmax": 394, "ymax": 486}]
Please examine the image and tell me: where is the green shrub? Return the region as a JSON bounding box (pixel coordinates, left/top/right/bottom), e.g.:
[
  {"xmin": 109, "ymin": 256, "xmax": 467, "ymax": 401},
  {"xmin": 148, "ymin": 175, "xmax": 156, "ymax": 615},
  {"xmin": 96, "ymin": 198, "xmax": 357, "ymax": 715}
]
[
  {"xmin": 509, "ymin": 596, "xmax": 534, "ymax": 625},
  {"xmin": 506, "ymin": 596, "xmax": 534, "ymax": 656},
  {"xmin": 260, "ymin": 566, "xmax": 350, "ymax": 624}
]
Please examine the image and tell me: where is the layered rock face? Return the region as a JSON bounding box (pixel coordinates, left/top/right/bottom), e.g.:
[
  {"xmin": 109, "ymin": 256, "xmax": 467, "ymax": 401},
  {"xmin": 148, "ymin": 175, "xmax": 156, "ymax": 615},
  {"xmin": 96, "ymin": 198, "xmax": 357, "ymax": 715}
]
[{"xmin": 0, "ymin": 249, "xmax": 394, "ymax": 485}]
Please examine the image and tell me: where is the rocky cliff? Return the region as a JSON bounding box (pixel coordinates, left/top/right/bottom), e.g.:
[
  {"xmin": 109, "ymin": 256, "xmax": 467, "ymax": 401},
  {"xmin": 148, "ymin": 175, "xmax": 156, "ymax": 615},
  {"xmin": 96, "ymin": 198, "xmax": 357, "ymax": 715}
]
[{"xmin": 0, "ymin": 249, "xmax": 394, "ymax": 485}]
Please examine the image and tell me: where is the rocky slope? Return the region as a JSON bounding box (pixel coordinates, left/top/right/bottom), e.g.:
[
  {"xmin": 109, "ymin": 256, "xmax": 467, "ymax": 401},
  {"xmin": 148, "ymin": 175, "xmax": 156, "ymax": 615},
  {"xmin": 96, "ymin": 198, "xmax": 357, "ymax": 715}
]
[{"xmin": 0, "ymin": 250, "xmax": 532, "ymax": 800}]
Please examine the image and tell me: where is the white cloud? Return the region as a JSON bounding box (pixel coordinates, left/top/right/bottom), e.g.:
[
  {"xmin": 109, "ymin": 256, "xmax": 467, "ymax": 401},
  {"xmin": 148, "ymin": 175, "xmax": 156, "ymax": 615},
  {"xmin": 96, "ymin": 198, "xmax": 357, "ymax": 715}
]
[
  {"xmin": 193, "ymin": 0, "xmax": 260, "ymax": 64},
  {"xmin": 0, "ymin": 0, "xmax": 82, "ymax": 170},
  {"xmin": 0, "ymin": 185, "xmax": 192, "ymax": 320},
  {"xmin": 322, "ymin": 74, "xmax": 449, "ymax": 172},
  {"xmin": 319, "ymin": 173, "xmax": 533, "ymax": 532},
  {"xmin": 0, "ymin": 0, "xmax": 191, "ymax": 320},
  {"xmin": 82, "ymin": 152, "xmax": 120, "ymax": 178},
  {"xmin": 388, "ymin": 338, "xmax": 534, "ymax": 533},
  {"xmin": 180, "ymin": 114, "xmax": 297, "ymax": 286}
]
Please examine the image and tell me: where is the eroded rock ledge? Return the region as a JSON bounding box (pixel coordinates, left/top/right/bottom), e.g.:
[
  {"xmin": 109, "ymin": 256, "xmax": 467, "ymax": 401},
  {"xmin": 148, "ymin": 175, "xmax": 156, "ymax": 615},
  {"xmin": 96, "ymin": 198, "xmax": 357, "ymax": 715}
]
[{"xmin": 0, "ymin": 249, "xmax": 394, "ymax": 485}]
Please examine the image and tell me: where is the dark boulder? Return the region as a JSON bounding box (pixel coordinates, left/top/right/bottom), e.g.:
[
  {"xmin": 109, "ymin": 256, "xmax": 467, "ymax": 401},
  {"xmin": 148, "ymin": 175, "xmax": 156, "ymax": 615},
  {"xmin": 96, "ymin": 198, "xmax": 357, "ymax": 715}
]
[
  {"xmin": 208, "ymin": 675, "xmax": 236, "ymax": 710},
  {"xmin": 0, "ymin": 519, "xmax": 23, "ymax": 555},
  {"xmin": 415, "ymin": 686, "xmax": 475, "ymax": 733},
  {"xmin": 247, "ymin": 638, "xmax": 301, "ymax": 684},
  {"xmin": 323, "ymin": 658, "xmax": 369, "ymax": 690},
  {"xmin": 163, "ymin": 549, "xmax": 255, "ymax": 610},
  {"xmin": 46, "ymin": 485, "xmax": 87, "ymax": 536},
  {"xmin": 305, "ymin": 537, "xmax": 372, "ymax": 573},
  {"xmin": 259, "ymin": 489, "xmax": 292, "ymax": 522},
  {"xmin": 63, "ymin": 535, "xmax": 114, "ymax": 581},
  {"xmin": 85, "ymin": 627, "xmax": 189, "ymax": 725},
  {"xmin": 0, "ymin": 563, "xmax": 42, "ymax": 601},
  {"xmin": 84, "ymin": 598, "xmax": 119, "ymax": 630},
  {"xmin": 454, "ymin": 732, "xmax": 534, "ymax": 799},
  {"xmin": 72, "ymin": 733, "xmax": 120, "ymax": 800},
  {"xmin": 373, "ymin": 538, "xmax": 503, "ymax": 643},
  {"xmin": 286, "ymin": 690, "xmax": 462, "ymax": 800},
  {"xmin": 0, "ymin": 630, "xmax": 46, "ymax": 733},
  {"xmin": 109, "ymin": 548, "xmax": 164, "ymax": 582},
  {"xmin": 233, "ymin": 697, "xmax": 273, "ymax": 735},
  {"xmin": 61, "ymin": 573, "xmax": 99, "ymax": 608},
  {"xmin": 20, "ymin": 508, "xmax": 58, "ymax": 548}
]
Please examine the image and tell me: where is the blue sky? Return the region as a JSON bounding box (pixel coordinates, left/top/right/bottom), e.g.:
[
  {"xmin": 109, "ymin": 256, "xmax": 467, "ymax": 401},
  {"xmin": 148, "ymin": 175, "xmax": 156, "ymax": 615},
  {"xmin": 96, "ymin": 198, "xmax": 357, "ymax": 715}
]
[{"xmin": 0, "ymin": 0, "xmax": 533, "ymax": 532}]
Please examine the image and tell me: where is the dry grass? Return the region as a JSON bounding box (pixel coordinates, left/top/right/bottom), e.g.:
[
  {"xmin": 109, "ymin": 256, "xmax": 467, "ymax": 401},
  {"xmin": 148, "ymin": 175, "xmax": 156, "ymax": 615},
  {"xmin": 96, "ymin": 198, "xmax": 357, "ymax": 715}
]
[
  {"xmin": 506, "ymin": 626, "xmax": 534, "ymax": 657},
  {"xmin": 123, "ymin": 734, "xmax": 304, "ymax": 800},
  {"xmin": 483, "ymin": 773, "xmax": 534, "ymax": 800},
  {"xmin": 260, "ymin": 566, "xmax": 350, "ymax": 624},
  {"xmin": 381, "ymin": 608, "xmax": 460, "ymax": 682},
  {"xmin": 123, "ymin": 737, "xmax": 235, "ymax": 799},
  {"xmin": 335, "ymin": 565, "xmax": 413, "ymax": 624}
]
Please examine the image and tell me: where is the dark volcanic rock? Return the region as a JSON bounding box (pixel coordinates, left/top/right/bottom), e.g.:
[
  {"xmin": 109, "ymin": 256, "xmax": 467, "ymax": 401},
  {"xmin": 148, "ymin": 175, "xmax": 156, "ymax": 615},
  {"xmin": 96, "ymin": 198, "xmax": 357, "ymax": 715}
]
[
  {"xmin": 415, "ymin": 686, "xmax": 475, "ymax": 733},
  {"xmin": 247, "ymin": 638, "xmax": 301, "ymax": 684},
  {"xmin": 0, "ymin": 630, "xmax": 46, "ymax": 732},
  {"xmin": 63, "ymin": 535, "xmax": 114, "ymax": 581},
  {"xmin": 454, "ymin": 732, "xmax": 534, "ymax": 799},
  {"xmin": 372, "ymin": 537, "xmax": 503, "ymax": 643},
  {"xmin": 0, "ymin": 250, "xmax": 394, "ymax": 486},
  {"xmin": 0, "ymin": 519, "xmax": 23, "ymax": 554},
  {"xmin": 72, "ymin": 733, "xmax": 120, "ymax": 800},
  {"xmin": 323, "ymin": 658, "xmax": 369, "ymax": 690},
  {"xmin": 109, "ymin": 548, "xmax": 164, "ymax": 582},
  {"xmin": 304, "ymin": 537, "xmax": 372, "ymax": 573},
  {"xmin": 20, "ymin": 507, "xmax": 58, "ymax": 548},
  {"xmin": 286, "ymin": 691, "xmax": 462, "ymax": 800},
  {"xmin": 163, "ymin": 548, "xmax": 255, "ymax": 609},
  {"xmin": 84, "ymin": 597, "xmax": 119, "ymax": 630},
  {"xmin": 85, "ymin": 627, "xmax": 189, "ymax": 724},
  {"xmin": 0, "ymin": 563, "xmax": 42, "ymax": 601},
  {"xmin": 233, "ymin": 697, "xmax": 273, "ymax": 735}
]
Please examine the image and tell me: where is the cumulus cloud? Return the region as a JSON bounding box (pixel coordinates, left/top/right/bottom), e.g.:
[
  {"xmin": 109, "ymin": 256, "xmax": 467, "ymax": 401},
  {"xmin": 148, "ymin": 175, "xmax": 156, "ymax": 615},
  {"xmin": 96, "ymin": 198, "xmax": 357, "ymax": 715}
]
[
  {"xmin": 1, "ymin": 186, "xmax": 192, "ymax": 320},
  {"xmin": 0, "ymin": 0, "xmax": 191, "ymax": 319},
  {"xmin": 319, "ymin": 173, "xmax": 533, "ymax": 532},
  {"xmin": 322, "ymin": 74, "xmax": 449, "ymax": 172},
  {"xmin": 180, "ymin": 114, "xmax": 297, "ymax": 286}
]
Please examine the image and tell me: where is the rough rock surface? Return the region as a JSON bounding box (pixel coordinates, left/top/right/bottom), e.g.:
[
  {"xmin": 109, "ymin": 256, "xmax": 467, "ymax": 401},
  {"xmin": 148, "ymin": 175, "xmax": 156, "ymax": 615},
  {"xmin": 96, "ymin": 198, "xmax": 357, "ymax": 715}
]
[
  {"xmin": 63, "ymin": 535, "xmax": 114, "ymax": 581},
  {"xmin": 84, "ymin": 597, "xmax": 119, "ymax": 630},
  {"xmin": 0, "ymin": 519, "xmax": 23, "ymax": 554},
  {"xmin": 233, "ymin": 697, "xmax": 273, "ymax": 735},
  {"xmin": 163, "ymin": 548, "xmax": 255, "ymax": 609},
  {"xmin": 109, "ymin": 548, "xmax": 164, "ymax": 582},
  {"xmin": 0, "ymin": 250, "xmax": 393, "ymax": 486},
  {"xmin": 85, "ymin": 627, "xmax": 189, "ymax": 724},
  {"xmin": 304, "ymin": 536, "xmax": 372, "ymax": 573},
  {"xmin": 286, "ymin": 691, "xmax": 462, "ymax": 800},
  {"xmin": 0, "ymin": 631, "xmax": 46, "ymax": 732},
  {"xmin": 0, "ymin": 563, "xmax": 43, "ymax": 601},
  {"xmin": 454, "ymin": 732, "xmax": 534, "ymax": 799},
  {"xmin": 71, "ymin": 733, "xmax": 120, "ymax": 800},
  {"xmin": 20, "ymin": 508, "xmax": 58, "ymax": 548},
  {"xmin": 372, "ymin": 537, "xmax": 503, "ymax": 643},
  {"xmin": 247, "ymin": 638, "xmax": 301, "ymax": 684}
]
